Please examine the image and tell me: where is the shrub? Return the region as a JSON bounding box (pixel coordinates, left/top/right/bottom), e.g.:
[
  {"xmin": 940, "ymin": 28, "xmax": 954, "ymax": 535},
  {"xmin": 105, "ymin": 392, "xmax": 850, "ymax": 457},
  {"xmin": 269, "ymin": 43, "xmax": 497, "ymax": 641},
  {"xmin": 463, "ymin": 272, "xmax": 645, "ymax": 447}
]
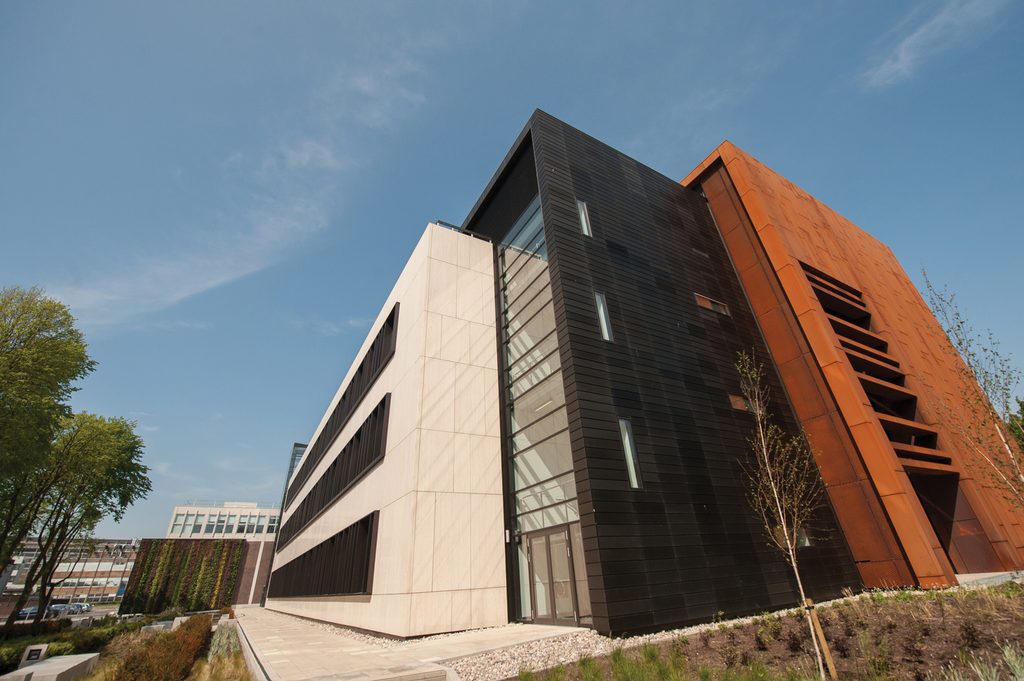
[
  {"xmin": 119, "ymin": 614, "xmax": 212, "ymax": 681},
  {"xmin": 45, "ymin": 641, "xmax": 74, "ymax": 656},
  {"xmin": 0, "ymin": 647, "xmax": 19, "ymax": 673},
  {"xmin": 207, "ymin": 624, "xmax": 241, "ymax": 660}
]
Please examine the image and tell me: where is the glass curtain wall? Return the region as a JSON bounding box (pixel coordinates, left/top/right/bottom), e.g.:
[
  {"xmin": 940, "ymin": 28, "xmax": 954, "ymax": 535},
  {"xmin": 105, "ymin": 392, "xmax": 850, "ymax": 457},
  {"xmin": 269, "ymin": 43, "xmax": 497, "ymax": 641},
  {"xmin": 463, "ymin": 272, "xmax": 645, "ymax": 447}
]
[{"xmin": 499, "ymin": 196, "xmax": 590, "ymax": 624}]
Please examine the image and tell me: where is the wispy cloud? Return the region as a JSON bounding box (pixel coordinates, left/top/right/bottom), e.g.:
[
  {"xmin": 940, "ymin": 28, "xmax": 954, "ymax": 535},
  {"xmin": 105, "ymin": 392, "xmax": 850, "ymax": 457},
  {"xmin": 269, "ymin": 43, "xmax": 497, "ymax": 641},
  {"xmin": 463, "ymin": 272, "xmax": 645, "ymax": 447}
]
[
  {"xmin": 292, "ymin": 316, "xmax": 372, "ymax": 337},
  {"xmin": 138, "ymin": 424, "xmax": 161, "ymax": 433},
  {"xmin": 49, "ymin": 52, "xmax": 429, "ymax": 329},
  {"xmin": 50, "ymin": 196, "xmax": 327, "ymax": 327},
  {"xmin": 861, "ymin": 0, "xmax": 1011, "ymax": 89}
]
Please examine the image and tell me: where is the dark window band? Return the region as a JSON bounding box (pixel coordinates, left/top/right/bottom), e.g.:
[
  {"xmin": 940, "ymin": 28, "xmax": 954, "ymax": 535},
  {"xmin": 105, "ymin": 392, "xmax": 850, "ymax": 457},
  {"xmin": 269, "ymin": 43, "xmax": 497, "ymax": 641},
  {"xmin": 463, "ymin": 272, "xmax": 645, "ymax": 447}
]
[
  {"xmin": 277, "ymin": 394, "xmax": 390, "ymax": 549},
  {"xmin": 268, "ymin": 511, "xmax": 378, "ymax": 599},
  {"xmin": 285, "ymin": 303, "xmax": 399, "ymax": 508}
]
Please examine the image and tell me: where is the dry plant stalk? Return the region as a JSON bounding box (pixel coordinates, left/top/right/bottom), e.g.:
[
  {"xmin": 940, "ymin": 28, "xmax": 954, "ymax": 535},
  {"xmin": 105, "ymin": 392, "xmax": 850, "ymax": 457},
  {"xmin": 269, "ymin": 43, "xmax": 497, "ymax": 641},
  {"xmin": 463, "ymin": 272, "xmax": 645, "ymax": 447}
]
[
  {"xmin": 736, "ymin": 351, "xmax": 828, "ymax": 680},
  {"xmin": 924, "ymin": 274, "xmax": 1024, "ymax": 511}
]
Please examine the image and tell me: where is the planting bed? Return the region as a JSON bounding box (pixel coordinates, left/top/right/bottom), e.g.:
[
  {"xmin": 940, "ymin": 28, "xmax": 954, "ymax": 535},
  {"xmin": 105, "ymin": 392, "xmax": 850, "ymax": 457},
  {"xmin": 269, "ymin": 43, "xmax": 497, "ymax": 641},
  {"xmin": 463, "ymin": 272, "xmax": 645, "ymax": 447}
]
[{"xmin": 493, "ymin": 581, "xmax": 1024, "ymax": 681}]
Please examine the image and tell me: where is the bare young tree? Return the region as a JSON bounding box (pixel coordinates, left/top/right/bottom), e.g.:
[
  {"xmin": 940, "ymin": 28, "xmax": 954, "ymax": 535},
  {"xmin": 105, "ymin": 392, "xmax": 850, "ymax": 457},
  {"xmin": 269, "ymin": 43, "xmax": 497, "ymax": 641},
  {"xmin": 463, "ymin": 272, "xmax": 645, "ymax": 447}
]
[
  {"xmin": 736, "ymin": 350, "xmax": 827, "ymax": 680},
  {"xmin": 923, "ymin": 273, "xmax": 1024, "ymax": 510}
]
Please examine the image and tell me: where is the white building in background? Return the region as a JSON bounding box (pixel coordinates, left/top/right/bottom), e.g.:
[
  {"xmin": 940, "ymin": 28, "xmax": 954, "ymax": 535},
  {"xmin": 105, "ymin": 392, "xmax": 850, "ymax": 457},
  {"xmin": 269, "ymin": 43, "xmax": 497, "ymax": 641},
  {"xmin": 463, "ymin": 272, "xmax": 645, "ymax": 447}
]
[
  {"xmin": 165, "ymin": 501, "xmax": 279, "ymax": 541},
  {"xmin": 3, "ymin": 538, "xmax": 138, "ymax": 604},
  {"xmin": 265, "ymin": 224, "xmax": 506, "ymax": 637}
]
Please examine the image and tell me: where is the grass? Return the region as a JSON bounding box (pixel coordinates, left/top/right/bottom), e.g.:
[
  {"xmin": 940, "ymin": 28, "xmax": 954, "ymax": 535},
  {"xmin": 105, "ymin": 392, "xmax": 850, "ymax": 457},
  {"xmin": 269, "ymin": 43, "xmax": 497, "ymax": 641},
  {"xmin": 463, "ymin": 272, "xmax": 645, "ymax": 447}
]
[{"xmin": 522, "ymin": 645, "xmax": 817, "ymax": 681}]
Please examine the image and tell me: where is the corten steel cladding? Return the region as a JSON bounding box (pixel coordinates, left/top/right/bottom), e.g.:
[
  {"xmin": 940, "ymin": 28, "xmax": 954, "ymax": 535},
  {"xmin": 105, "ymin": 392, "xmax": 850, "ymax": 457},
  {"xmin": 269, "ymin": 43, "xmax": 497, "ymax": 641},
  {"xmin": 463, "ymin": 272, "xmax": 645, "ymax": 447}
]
[{"xmin": 684, "ymin": 142, "xmax": 1024, "ymax": 587}]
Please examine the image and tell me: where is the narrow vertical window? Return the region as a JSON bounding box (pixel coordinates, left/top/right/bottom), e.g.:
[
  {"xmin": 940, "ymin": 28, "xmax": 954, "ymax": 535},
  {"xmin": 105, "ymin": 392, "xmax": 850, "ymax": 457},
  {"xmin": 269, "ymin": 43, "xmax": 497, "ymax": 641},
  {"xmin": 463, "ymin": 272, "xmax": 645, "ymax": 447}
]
[
  {"xmin": 576, "ymin": 199, "xmax": 593, "ymax": 237},
  {"xmin": 594, "ymin": 291, "xmax": 613, "ymax": 341},
  {"xmin": 618, "ymin": 418, "xmax": 641, "ymax": 489}
]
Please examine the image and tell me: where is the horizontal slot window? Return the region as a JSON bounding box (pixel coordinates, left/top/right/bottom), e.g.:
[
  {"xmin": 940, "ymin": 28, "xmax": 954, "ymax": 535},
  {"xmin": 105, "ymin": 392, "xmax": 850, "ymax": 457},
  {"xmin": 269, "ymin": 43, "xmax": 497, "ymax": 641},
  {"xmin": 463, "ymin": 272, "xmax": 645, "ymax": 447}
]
[
  {"xmin": 277, "ymin": 394, "xmax": 391, "ymax": 549},
  {"xmin": 268, "ymin": 512, "xmax": 378, "ymax": 599},
  {"xmin": 695, "ymin": 293, "xmax": 730, "ymax": 316},
  {"xmin": 285, "ymin": 304, "xmax": 399, "ymax": 508}
]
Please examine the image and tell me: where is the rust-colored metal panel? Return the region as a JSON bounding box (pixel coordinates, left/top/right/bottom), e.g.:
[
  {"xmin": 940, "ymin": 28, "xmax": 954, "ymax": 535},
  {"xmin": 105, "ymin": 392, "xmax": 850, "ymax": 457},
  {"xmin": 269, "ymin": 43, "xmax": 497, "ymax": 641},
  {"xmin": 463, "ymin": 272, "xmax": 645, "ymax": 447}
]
[{"xmin": 686, "ymin": 143, "xmax": 1023, "ymax": 584}]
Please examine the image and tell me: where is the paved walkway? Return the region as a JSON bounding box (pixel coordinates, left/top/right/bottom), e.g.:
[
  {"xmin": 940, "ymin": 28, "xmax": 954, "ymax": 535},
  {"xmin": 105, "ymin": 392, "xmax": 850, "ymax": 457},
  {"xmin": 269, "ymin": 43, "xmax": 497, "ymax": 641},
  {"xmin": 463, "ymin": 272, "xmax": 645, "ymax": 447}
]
[{"xmin": 235, "ymin": 607, "xmax": 576, "ymax": 681}]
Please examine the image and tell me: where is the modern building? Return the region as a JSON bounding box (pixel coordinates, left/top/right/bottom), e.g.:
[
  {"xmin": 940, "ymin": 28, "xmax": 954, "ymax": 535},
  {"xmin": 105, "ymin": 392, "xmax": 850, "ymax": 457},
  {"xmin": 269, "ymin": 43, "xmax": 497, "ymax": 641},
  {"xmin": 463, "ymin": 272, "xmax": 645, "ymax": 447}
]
[
  {"xmin": 286, "ymin": 443, "xmax": 308, "ymax": 483},
  {"xmin": 166, "ymin": 501, "xmax": 280, "ymax": 541},
  {"xmin": 166, "ymin": 502, "xmax": 278, "ymax": 605},
  {"xmin": 3, "ymin": 538, "xmax": 137, "ymax": 604},
  {"xmin": 266, "ymin": 111, "xmax": 1024, "ymax": 637}
]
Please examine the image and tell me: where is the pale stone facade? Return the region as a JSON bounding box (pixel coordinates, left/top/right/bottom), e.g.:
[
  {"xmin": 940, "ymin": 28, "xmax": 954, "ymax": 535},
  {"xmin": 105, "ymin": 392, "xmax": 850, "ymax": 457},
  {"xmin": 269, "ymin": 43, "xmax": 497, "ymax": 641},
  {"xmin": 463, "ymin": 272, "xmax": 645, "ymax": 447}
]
[{"xmin": 266, "ymin": 224, "xmax": 506, "ymax": 637}]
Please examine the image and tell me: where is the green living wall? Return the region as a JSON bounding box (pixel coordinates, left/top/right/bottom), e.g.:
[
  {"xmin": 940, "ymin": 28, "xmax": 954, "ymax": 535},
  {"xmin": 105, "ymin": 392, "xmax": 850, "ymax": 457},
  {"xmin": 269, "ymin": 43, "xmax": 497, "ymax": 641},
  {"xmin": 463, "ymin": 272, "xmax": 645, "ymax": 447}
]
[{"xmin": 119, "ymin": 538, "xmax": 245, "ymax": 615}]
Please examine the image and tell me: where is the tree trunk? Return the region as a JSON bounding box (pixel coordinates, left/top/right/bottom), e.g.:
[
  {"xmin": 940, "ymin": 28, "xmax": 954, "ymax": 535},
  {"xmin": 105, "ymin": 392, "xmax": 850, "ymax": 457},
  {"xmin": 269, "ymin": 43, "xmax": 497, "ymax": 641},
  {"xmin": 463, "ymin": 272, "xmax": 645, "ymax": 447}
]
[{"xmin": 789, "ymin": 546, "xmax": 826, "ymax": 680}]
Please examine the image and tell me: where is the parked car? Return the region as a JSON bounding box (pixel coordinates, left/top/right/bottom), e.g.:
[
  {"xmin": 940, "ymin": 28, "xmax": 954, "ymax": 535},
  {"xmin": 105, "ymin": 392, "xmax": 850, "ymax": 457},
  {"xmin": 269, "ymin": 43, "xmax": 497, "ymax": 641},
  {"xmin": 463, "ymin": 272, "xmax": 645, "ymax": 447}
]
[
  {"xmin": 47, "ymin": 604, "xmax": 69, "ymax": 616},
  {"xmin": 15, "ymin": 607, "xmax": 38, "ymax": 620}
]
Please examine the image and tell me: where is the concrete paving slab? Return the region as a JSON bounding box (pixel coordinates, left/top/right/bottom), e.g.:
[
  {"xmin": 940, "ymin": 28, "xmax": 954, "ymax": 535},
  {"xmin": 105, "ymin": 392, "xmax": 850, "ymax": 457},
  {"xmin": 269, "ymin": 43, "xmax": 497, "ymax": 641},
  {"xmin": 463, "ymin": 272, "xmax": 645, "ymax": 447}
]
[{"xmin": 236, "ymin": 607, "xmax": 577, "ymax": 681}]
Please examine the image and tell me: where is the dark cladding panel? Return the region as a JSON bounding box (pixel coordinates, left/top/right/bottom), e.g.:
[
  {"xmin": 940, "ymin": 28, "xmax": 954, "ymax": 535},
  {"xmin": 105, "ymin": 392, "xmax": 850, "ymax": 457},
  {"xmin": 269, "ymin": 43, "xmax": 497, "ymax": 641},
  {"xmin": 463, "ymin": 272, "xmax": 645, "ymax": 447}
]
[
  {"xmin": 277, "ymin": 394, "xmax": 391, "ymax": 549},
  {"xmin": 268, "ymin": 512, "xmax": 379, "ymax": 599},
  {"xmin": 286, "ymin": 304, "xmax": 399, "ymax": 508},
  {"xmin": 464, "ymin": 137, "xmax": 539, "ymax": 241},
  {"xmin": 524, "ymin": 111, "xmax": 860, "ymax": 634}
]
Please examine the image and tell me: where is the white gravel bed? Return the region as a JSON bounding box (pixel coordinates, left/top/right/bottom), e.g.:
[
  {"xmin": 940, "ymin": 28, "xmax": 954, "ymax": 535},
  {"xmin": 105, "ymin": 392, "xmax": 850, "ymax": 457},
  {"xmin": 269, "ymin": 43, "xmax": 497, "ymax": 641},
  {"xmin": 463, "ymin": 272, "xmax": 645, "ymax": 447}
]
[{"xmin": 444, "ymin": 615, "xmax": 773, "ymax": 681}]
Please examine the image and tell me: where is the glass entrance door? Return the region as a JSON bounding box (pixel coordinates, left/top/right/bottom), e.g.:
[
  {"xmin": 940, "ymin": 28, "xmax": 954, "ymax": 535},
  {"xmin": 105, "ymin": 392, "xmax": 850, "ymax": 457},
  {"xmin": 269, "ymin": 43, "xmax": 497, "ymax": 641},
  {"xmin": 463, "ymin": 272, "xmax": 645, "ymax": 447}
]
[{"xmin": 525, "ymin": 525, "xmax": 579, "ymax": 625}]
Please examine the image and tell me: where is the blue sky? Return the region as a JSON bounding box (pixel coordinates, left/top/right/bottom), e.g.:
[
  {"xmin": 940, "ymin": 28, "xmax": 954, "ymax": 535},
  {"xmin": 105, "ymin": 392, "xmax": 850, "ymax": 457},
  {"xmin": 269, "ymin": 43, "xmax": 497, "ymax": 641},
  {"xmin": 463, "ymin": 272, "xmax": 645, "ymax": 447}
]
[{"xmin": 2, "ymin": 1, "xmax": 1021, "ymax": 538}]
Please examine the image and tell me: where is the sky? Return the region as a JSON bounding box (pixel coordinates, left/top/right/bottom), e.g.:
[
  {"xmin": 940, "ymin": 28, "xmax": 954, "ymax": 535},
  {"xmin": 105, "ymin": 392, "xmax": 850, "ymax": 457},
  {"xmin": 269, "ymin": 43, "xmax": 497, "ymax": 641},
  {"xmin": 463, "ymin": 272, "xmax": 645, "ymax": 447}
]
[{"xmin": 1, "ymin": 0, "xmax": 1022, "ymax": 538}]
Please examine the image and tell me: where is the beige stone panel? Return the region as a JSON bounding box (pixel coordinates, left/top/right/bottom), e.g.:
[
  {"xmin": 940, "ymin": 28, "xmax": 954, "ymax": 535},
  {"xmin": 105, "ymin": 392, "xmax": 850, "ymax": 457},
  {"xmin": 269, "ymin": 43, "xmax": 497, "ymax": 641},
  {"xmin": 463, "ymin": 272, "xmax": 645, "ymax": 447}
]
[
  {"xmin": 432, "ymin": 493, "xmax": 472, "ymax": 591},
  {"xmin": 456, "ymin": 268, "xmax": 493, "ymax": 325},
  {"xmin": 467, "ymin": 322, "xmax": 498, "ymax": 369},
  {"xmin": 456, "ymin": 229, "xmax": 493, "ymax": 275},
  {"xmin": 267, "ymin": 593, "xmax": 412, "ymax": 638},
  {"xmin": 386, "ymin": 360, "xmax": 425, "ymax": 449},
  {"xmin": 440, "ymin": 315, "xmax": 471, "ymax": 363},
  {"xmin": 411, "ymin": 492, "xmax": 435, "ymax": 593},
  {"xmin": 470, "ymin": 587, "xmax": 508, "ymax": 629},
  {"xmin": 427, "ymin": 259, "xmax": 458, "ymax": 318},
  {"xmin": 424, "ymin": 312, "xmax": 443, "ymax": 360},
  {"xmin": 454, "ymin": 364, "xmax": 494, "ymax": 436},
  {"xmin": 419, "ymin": 429, "xmax": 454, "ymax": 492},
  {"xmin": 453, "ymin": 434, "xmax": 501, "ymax": 495},
  {"xmin": 409, "ymin": 591, "xmax": 452, "ymax": 636},
  {"xmin": 420, "ymin": 358, "xmax": 456, "ymax": 432},
  {"xmin": 451, "ymin": 589, "xmax": 473, "ymax": 631},
  {"xmin": 470, "ymin": 494, "xmax": 506, "ymax": 589},
  {"xmin": 372, "ymin": 492, "xmax": 416, "ymax": 595},
  {"xmin": 429, "ymin": 224, "xmax": 460, "ymax": 265}
]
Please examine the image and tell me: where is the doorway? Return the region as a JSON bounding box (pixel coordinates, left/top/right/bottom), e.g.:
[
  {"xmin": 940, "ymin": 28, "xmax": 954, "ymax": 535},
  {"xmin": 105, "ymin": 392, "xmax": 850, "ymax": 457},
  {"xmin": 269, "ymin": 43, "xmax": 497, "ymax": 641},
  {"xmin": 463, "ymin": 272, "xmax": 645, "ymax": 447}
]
[{"xmin": 522, "ymin": 524, "xmax": 586, "ymax": 625}]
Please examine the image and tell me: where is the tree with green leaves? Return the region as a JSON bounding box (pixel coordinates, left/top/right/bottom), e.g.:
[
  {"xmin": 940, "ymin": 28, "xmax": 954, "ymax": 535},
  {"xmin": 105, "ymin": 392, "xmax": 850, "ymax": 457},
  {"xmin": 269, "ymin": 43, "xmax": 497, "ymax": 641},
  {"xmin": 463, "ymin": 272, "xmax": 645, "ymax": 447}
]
[
  {"xmin": 0, "ymin": 287, "xmax": 151, "ymax": 631},
  {"xmin": 3, "ymin": 413, "xmax": 150, "ymax": 629},
  {"xmin": 736, "ymin": 351, "xmax": 828, "ymax": 680},
  {"xmin": 0, "ymin": 287, "xmax": 95, "ymax": 574},
  {"xmin": 924, "ymin": 274, "xmax": 1024, "ymax": 512}
]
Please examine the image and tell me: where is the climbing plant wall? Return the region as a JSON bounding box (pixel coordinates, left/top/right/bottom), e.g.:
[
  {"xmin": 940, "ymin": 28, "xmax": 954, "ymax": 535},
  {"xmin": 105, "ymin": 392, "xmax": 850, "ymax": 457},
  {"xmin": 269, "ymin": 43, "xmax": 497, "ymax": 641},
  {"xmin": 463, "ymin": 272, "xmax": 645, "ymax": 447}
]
[{"xmin": 119, "ymin": 538, "xmax": 245, "ymax": 614}]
